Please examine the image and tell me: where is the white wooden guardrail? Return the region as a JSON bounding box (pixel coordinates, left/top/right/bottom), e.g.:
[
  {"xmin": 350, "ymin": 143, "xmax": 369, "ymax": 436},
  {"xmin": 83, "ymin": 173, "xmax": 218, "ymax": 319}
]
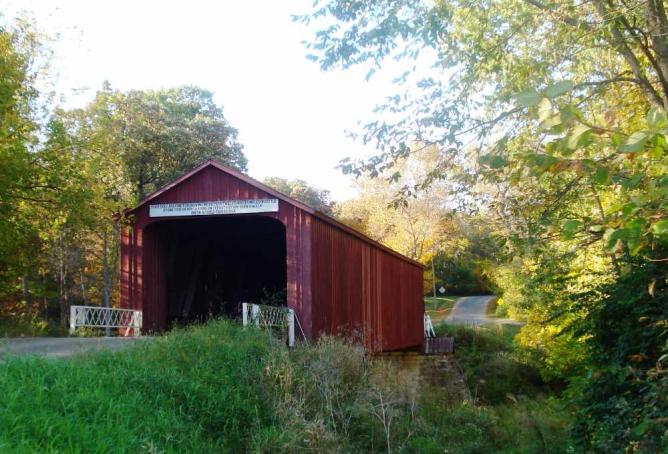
[
  {"xmin": 69, "ymin": 306, "xmax": 142, "ymax": 337},
  {"xmin": 424, "ymin": 313, "xmax": 436, "ymax": 338},
  {"xmin": 242, "ymin": 303, "xmax": 295, "ymax": 347}
]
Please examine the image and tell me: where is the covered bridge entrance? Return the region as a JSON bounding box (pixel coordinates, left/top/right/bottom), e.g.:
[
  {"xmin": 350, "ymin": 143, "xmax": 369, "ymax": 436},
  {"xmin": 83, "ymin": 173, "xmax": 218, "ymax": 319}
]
[
  {"xmin": 121, "ymin": 160, "xmax": 424, "ymax": 352},
  {"xmin": 145, "ymin": 216, "xmax": 286, "ymax": 326}
]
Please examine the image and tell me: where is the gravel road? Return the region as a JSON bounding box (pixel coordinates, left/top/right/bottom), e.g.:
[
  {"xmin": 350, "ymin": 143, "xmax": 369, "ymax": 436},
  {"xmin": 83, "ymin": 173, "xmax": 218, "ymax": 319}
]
[
  {"xmin": 445, "ymin": 295, "xmax": 516, "ymax": 325},
  {"xmin": 0, "ymin": 337, "xmax": 145, "ymax": 359}
]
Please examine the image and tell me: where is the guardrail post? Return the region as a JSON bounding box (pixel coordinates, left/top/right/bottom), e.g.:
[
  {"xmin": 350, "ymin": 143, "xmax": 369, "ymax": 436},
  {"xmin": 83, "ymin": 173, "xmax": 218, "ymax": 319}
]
[
  {"xmin": 69, "ymin": 306, "xmax": 76, "ymax": 335},
  {"xmin": 251, "ymin": 304, "xmax": 260, "ymax": 326},
  {"xmin": 242, "ymin": 302, "xmax": 248, "ymax": 327},
  {"xmin": 424, "ymin": 313, "xmax": 436, "ymax": 338},
  {"xmin": 287, "ymin": 309, "xmax": 295, "ymax": 348},
  {"xmin": 135, "ymin": 311, "xmax": 142, "ymax": 337}
]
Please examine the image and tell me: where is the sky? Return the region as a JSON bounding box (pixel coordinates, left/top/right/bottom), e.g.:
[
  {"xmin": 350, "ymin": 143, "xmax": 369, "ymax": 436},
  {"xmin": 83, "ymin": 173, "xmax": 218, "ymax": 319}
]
[{"xmin": 1, "ymin": 0, "xmax": 403, "ymax": 200}]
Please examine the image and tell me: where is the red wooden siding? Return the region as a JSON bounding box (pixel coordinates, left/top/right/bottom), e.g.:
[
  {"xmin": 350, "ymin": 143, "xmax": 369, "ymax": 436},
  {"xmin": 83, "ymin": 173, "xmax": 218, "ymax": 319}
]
[
  {"xmin": 120, "ymin": 161, "xmax": 424, "ymax": 352},
  {"xmin": 310, "ymin": 218, "xmax": 424, "ymax": 351}
]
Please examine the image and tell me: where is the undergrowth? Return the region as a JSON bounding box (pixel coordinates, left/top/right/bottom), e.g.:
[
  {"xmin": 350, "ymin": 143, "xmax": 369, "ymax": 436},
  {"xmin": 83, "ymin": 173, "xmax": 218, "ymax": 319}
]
[
  {"xmin": 0, "ymin": 320, "xmax": 573, "ymax": 452},
  {"xmin": 436, "ymin": 323, "xmax": 550, "ymax": 405}
]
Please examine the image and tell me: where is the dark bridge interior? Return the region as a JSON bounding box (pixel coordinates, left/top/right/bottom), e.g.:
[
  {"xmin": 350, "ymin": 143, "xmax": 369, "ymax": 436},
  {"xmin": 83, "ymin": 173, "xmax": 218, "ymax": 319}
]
[{"xmin": 152, "ymin": 216, "xmax": 287, "ymax": 326}]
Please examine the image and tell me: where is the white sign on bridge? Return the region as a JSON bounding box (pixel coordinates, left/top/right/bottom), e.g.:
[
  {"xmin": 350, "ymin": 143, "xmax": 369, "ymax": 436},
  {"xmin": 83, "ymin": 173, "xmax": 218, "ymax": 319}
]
[{"xmin": 149, "ymin": 199, "xmax": 279, "ymax": 217}]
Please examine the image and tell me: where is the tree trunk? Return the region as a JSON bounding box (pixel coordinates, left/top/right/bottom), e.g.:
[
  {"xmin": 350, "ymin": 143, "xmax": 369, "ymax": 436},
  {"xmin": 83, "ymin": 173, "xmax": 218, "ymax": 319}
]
[
  {"xmin": 645, "ymin": 0, "xmax": 668, "ymax": 104},
  {"xmin": 592, "ymin": 0, "xmax": 666, "ymax": 108},
  {"xmin": 80, "ymin": 269, "xmax": 88, "ymax": 306},
  {"xmin": 432, "ymin": 258, "xmax": 437, "ymax": 298},
  {"xmin": 58, "ymin": 231, "xmax": 71, "ymax": 328},
  {"xmin": 22, "ymin": 274, "xmax": 32, "ymax": 305}
]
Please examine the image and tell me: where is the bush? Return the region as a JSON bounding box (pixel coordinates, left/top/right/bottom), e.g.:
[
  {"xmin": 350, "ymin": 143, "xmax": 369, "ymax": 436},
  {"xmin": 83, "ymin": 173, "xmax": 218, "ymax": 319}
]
[
  {"xmin": 568, "ymin": 259, "xmax": 668, "ymax": 452},
  {"xmin": 436, "ymin": 324, "xmax": 550, "ymax": 405},
  {"xmin": 261, "ymin": 329, "xmax": 572, "ymax": 453},
  {"xmin": 258, "ymin": 335, "xmax": 422, "ymax": 452}
]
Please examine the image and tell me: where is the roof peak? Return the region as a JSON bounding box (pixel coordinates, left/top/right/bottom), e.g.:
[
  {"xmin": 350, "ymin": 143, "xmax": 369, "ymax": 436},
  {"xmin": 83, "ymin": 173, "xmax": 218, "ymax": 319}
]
[
  {"xmin": 125, "ymin": 159, "xmax": 424, "ymax": 268},
  {"xmin": 126, "ymin": 159, "xmax": 317, "ymax": 215}
]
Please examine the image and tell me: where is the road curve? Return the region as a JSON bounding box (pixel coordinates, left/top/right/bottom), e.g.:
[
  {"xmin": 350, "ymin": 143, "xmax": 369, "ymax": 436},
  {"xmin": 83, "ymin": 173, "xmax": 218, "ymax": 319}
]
[{"xmin": 445, "ymin": 295, "xmax": 498, "ymax": 325}]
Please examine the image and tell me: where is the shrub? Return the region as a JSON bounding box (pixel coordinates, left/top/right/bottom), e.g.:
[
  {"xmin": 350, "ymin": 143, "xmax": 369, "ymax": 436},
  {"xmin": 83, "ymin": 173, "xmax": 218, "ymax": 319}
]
[{"xmin": 437, "ymin": 324, "xmax": 550, "ymax": 405}]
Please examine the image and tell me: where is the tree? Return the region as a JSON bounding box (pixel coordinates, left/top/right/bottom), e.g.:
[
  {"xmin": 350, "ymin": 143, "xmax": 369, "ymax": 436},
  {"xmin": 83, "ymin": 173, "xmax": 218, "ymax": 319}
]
[
  {"xmin": 299, "ymin": 1, "xmax": 667, "ymax": 255},
  {"xmin": 301, "ymin": 0, "xmax": 668, "ymax": 449},
  {"xmin": 337, "ymin": 146, "xmax": 500, "ymax": 293},
  {"xmin": 0, "ymin": 73, "xmax": 250, "ymax": 329},
  {"xmin": 263, "ymin": 177, "xmax": 334, "ymax": 214},
  {"xmin": 0, "ymin": 21, "xmax": 39, "ymax": 270},
  {"xmin": 0, "ymin": 18, "xmax": 59, "ymax": 325},
  {"xmin": 68, "ymin": 84, "xmax": 247, "ymax": 200},
  {"xmin": 300, "ymin": 0, "xmax": 665, "ymax": 154},
  {"xmin": 336, "ymin": 145, "xmax": 449, "ymax": 264}
]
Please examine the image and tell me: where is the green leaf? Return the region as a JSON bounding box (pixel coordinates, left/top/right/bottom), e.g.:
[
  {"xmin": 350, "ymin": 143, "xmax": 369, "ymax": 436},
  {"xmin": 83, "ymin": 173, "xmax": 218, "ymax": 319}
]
[
  {"xmin": 621, "ymin": 174, "xmax": 643, "ymax": 189},
  {"xmin": 626, "ymin": 218, "xmax": 645, "ymax": 235},
  {"xmin": 527, "ymin": 153, "xmax": 559, "ymax": 169},
  {"xmin": 621, "ymin": 202, "xmax": 639, "ymax": 218},
  {"xmin": 540, "ymin": 114, "xmax": 562, "ymax": 131},
  {"xmin": 619, "ymin": 131, "xmax": 650, "ymax": 153},
  {"xmin": 567, "ymin": 123, "xmax": 591, "ymax": 149},
  {"xmin": 538, "ymin": 98, "xmax": 552, "ymax": 122},
  {"xmin": 489, "ymin": 156, "xmax": 509, "ymax": 169},
  {"xmin": 606, "ymin": 228, "xmax": 628, "ymax": 251},
  {"xmin": 559, "ymin": 104, "xmax": 583, "ymax": 123},
  {"xmin": 479, "ymin": 154, "xmax": 509, "ymax": 169},
  {"xmin": 651, "ymin": 220, "xmax": 668, "ymax": 236},
  {"xmin": 545, "ymin": 80, "xmax": 573, "ymax": 98},
  {"xmin": 646, "ymin": 107, "xmax": 668, "ymax": 129},
  {"xmin": 594, "ymin": 166, "xmax": 609, "ymax": 184},
  {"xmin": 561, "ymin": 219, "xmax": 582, "ymax": 239},
  {"xmin": 627, "ymin": 236, "xmax": 642, "ymax": 256},
  {"xmin": 633, "ymin": 421, "xmax": 649, "ymax": 436},
  {"xmin": 516, "ymin": 89, "xmax": 541, "ymax": 107}
]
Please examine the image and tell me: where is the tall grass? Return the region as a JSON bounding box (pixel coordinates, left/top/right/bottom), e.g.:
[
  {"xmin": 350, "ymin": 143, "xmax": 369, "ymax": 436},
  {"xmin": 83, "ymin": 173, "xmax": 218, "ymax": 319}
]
[
  {"xmin": 0, "ymin": 321, "xmax": 276, "ymax": 452},
  {"xmin": 0, "ymin": 320, "xmax": 573, "ymax": 452}
]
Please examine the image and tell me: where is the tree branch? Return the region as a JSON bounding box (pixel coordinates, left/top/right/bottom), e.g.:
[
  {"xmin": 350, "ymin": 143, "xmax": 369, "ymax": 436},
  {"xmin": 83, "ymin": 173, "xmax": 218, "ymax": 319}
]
[{"xmin": 592, "ymin": 0, "xmax": 666, "ymax": 109}]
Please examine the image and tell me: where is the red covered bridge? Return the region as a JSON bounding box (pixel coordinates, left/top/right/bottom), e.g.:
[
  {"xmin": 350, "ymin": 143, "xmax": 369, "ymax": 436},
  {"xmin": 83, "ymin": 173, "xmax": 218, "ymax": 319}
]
[{"xmin": 120, "ymin": 160, "xmax": 424, "ymax": 352}]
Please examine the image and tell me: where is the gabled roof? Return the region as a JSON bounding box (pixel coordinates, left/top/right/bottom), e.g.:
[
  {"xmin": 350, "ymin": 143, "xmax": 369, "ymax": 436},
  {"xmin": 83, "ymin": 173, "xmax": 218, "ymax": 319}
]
[
  {"xmin": 127, "ymin": 159, "xmax": 318, "ymax": 215},
  {"xmin": 127, "ymin": 159, "xmax": 424, "ymax": 268}
]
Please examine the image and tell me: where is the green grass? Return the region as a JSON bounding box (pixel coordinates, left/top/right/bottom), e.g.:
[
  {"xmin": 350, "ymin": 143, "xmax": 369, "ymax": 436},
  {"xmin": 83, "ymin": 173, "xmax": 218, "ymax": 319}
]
[
  {"xmin": 0, "ymin": 321, "xmax": 277, "ymax": 452},
  {"xmin": 424, "ymin": 295, "xmax": 460, "ymax": 309},
  {"xmin": 425, "ymin": 295, "xmax": 460, "ymax": 322},
  {"xmin": 0, "ymin": 320, "xmax": 573, "ymax": 452}
]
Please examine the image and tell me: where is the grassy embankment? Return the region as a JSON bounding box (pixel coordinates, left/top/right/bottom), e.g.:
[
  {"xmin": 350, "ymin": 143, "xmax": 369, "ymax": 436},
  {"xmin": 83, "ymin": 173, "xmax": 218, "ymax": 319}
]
[
  {"xmin": 424, "ymin": 295, "xmax": 459, "ymax": 323},
  {"xmin": 0, "ymin": 320, "xmax": 572, "ymax": 452}
]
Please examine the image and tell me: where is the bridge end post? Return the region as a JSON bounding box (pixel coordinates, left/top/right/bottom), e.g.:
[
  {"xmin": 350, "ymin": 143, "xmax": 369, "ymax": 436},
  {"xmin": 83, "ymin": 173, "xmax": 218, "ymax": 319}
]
[{"xmin": 69, "ymin": 306, "xmax": 76, "ymax": 335}]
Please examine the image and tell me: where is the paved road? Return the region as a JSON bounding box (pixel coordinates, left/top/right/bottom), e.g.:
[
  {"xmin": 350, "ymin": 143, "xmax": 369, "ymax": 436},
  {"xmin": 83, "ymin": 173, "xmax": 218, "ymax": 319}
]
[
  {"xmin": 0, "ymin": 337, "xmax": 145, "ymax": 360},
  {"xmin": 445, "ymin": 295, "xmax": 518, "ymax": 325}
]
